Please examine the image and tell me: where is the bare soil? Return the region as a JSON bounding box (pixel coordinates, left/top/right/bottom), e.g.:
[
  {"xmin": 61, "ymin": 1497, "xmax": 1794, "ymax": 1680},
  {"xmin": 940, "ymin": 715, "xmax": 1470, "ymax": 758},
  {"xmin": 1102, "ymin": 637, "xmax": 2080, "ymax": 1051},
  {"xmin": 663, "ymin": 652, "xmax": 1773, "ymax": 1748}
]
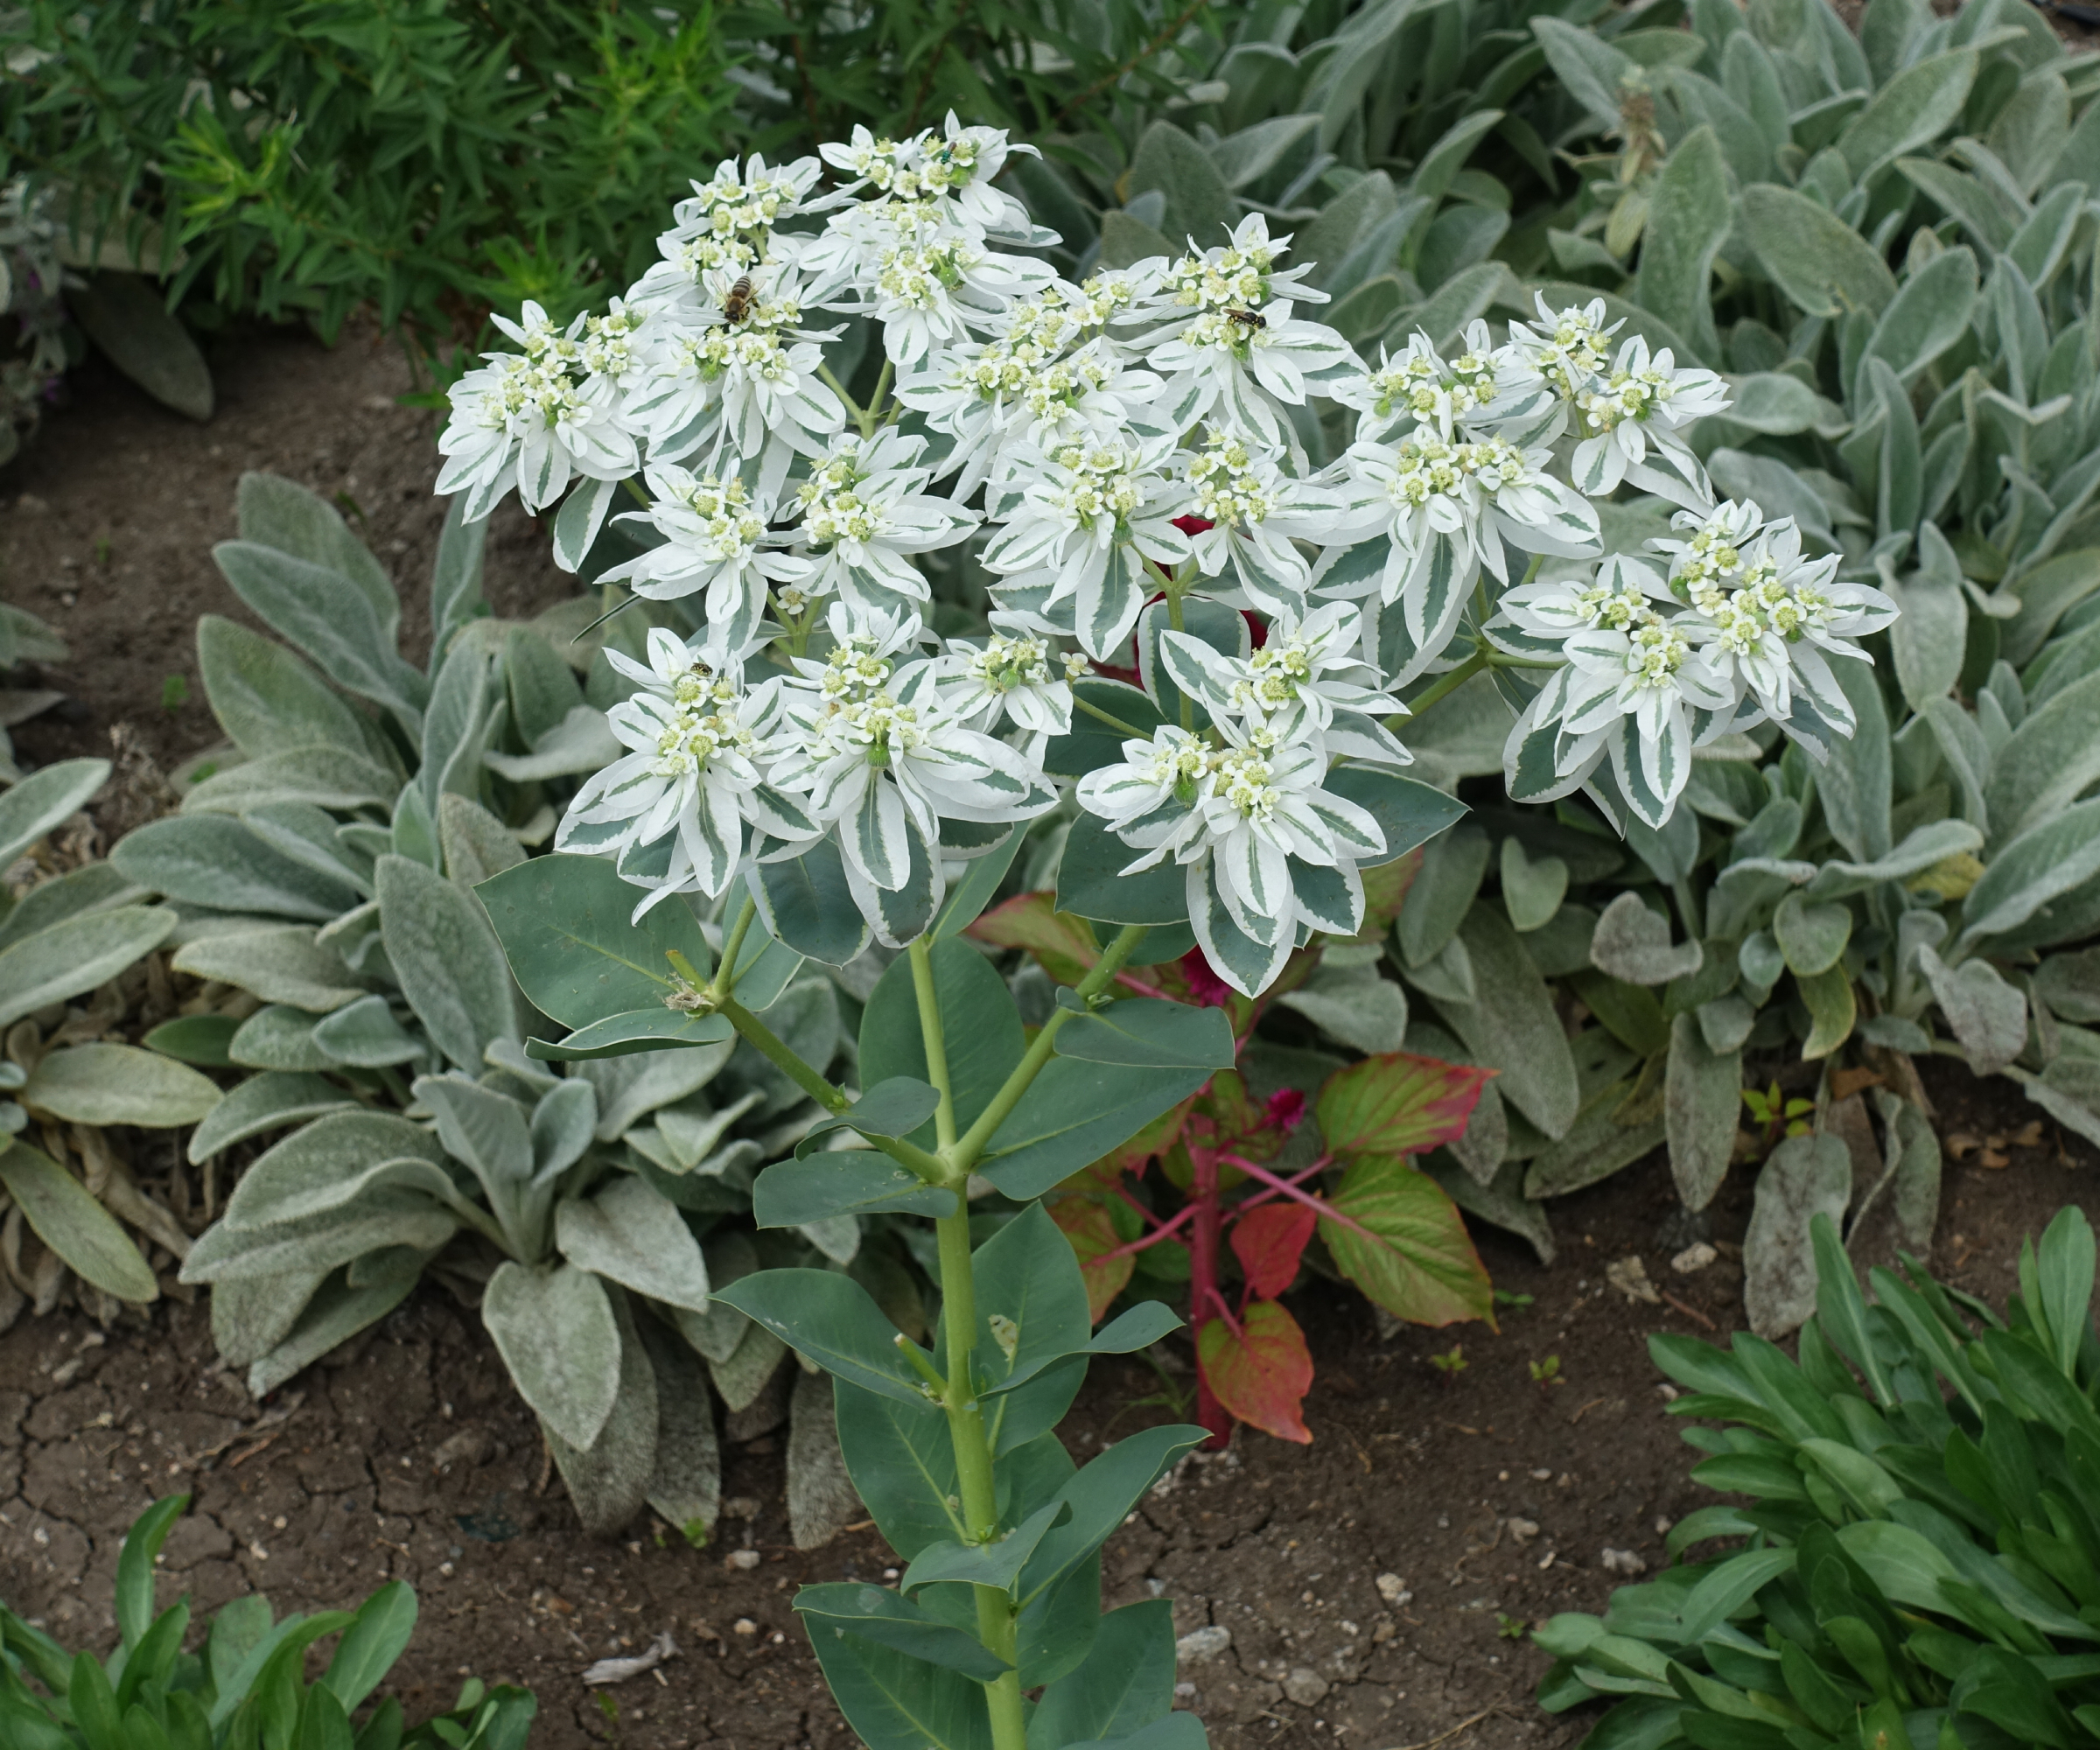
[
  {"xmin": 0, "ymin": 1055, "xmax": 2090, "ymax": 1750},
  {"xmin": 2, "ymin": 335, "xmax": 2098, "ymax": 1750},
  {"xmin": 0, "ymin": 325, "xmax": 569, "ymax": 811}
]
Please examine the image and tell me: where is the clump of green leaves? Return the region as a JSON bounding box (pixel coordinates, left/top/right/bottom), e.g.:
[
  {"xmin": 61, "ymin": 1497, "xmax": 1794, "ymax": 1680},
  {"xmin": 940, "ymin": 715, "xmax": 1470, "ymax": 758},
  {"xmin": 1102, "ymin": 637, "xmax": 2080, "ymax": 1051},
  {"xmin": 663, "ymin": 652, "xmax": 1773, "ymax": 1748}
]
[
  {"xmin": 1741, "ymin": 1081, "xmax": 1814, "ymax": 1153},
  {"xmin": 0, "ymin": 1494, "xmax": 535, "ymax": 1748},
  {"xmin": 0, "ymin": 1, "xmax": 742, "ymax": 346},
  {"xmin": 1536, "ymin": 1207, "xmax": 2100, "ymax": 1749},
  {"xmin": 970, "ymin": 877, "xmax": 1495, "ymax": 1448},
  {"xmin": 0, "ymin": 757, "xmax": 224, "ymax": 1326}
]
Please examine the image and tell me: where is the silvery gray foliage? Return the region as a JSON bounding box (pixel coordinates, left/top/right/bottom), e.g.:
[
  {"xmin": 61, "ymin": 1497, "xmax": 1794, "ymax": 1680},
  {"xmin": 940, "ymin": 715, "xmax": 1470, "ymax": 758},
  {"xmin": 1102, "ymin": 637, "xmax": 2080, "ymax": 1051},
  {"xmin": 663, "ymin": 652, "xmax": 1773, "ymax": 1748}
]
[
  {"xmin": 88, "ymin": 472, "xmax": 886, "ymax": 1537},
  {"xmin": 1360, "ymin": 0, "xmax": 2100, "ymax": 1315}
]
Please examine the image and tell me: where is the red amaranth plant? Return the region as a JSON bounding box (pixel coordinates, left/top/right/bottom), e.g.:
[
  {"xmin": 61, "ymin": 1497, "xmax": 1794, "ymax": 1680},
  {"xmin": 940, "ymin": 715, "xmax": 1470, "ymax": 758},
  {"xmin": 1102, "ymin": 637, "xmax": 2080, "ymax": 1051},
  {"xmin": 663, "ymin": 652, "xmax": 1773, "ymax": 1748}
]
[{"xmin": 970, "ymin": 866, "xmax": 1498, "ymax": 1446}]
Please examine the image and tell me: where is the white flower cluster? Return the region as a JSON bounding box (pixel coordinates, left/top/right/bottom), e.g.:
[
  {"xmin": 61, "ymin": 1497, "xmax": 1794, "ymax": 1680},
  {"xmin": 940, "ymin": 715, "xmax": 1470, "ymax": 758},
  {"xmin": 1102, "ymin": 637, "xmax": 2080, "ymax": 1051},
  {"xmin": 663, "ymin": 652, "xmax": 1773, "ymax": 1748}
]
[{"xmin": 441, "ymin": 124, "xmax": 1899, "ymax": 993}]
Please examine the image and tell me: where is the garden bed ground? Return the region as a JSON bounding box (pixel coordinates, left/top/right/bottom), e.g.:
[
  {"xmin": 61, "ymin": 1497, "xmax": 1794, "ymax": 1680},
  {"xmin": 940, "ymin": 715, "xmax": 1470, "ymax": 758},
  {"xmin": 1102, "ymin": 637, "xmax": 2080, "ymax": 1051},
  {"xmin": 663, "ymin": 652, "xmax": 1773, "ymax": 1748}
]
[
  {"xmin": 0, "ymin": 327, "xmax": 568, "ymax": 810},
  {"xmin": 2, "ymin": 337, "xmax": 2098, "ymax": 1750},
  {"xmin": 0, "ymin": 1058, "xmax": 2089, "ymax": 1750}
]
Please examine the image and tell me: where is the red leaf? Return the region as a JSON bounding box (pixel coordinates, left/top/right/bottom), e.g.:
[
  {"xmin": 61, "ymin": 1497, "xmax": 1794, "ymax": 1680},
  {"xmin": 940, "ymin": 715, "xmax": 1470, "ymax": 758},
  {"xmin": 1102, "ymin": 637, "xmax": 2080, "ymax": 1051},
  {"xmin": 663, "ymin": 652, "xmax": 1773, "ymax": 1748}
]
[
  {"xmin": 967, "ymin": 893, "xmax": 1105, "ymax": 986},
  {"xmin": 1318, "ymin": 1153, "xmax": 1494, "ymax": 1327},
  {"xmin": 1231, "ymin": 1202, "xmax": 1315, "ymax": 1299},
  {"xmin": 1198, "ymin": 1300, "xmax": 1313, "ymax": 1443},
  {"xmin": 1317, "ymin": 1051, "xmax": 1494, "ymax": 1159},
  {"xmin": 1049, "ymin": 1196, "xmax": 1133, "ymax": 1323}
]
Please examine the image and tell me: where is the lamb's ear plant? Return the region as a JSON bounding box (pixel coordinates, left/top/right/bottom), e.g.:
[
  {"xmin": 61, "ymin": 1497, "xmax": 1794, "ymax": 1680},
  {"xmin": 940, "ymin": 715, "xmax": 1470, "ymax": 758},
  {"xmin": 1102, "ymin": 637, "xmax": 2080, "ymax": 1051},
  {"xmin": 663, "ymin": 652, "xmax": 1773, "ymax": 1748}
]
[
  {"xmin": 0, "ymin": 172, "xmax": 211, "ymax": 445},
  {"xmin": 0, "ymin": 757, "xmax": 220, "ymax": 1326},
  {"xmin": 102, "ymin": 472, "xmax": 878, "ymax": 1539}
]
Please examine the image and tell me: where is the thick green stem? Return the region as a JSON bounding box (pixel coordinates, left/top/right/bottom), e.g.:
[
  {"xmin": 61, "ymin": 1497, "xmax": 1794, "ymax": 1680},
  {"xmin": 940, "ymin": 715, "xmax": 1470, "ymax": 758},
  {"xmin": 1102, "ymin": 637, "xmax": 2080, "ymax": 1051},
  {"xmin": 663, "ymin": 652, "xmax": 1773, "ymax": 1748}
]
[
  {"xmin": 915, "ymin": 921, "xmax": 1150, "ymax": 1731},
  {"xmin": 708, "ymin": 896, "xmax": 759, "ymax": 1003},
  {"xmin": 816, "ymin": 362, "xmax": 864, "ymax": 425},
  {"xmin": 934, "ymin": 1207, "xmax": 1027, "ymax": 1750},
  {"xmin": 718, "ymin": 996, "xmax": 947, "ymax": 1181},
  {"xmin": 909, "ymin": 936, "xmax": 959, "ymax": 1152},
  {"xmin": 946, "ymin": 922, "xmax": 1150, "ymax": 1175},
  {"xmin": 1402, "ymin": 648, "xmax": 1488, "ymax": 726},
  {"xmin": 863, "ymin": 359, "xmax": 896, "ymax": 435},
  {"xmin": 722, "ymin": 996, "xmax": 849, "ymax": 1111}
]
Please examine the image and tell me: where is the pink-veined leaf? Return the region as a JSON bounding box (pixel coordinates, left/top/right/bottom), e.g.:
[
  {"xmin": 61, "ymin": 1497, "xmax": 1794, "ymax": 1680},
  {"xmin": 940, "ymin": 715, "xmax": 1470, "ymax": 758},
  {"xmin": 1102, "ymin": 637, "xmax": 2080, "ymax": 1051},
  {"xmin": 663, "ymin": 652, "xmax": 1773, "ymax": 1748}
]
[
  {"xmin": 1318, "ymin": 1153, "xmax": 1494, "ymax": 1327},
  {"xmin": 1231, "ymin": 1201, "xmax": 1315, "ymax": 1300},
  {"xmin": 1049, "ymin": 1195, "xmax": 1134, "ymax": 1323},
  {"xmin": 1198, "ymin": 1300, "xmax": 1313, "ymax": 1444},
  {"xmin": 1316, "ymin": 1051, "xmax": 1494, "ymax": 1160},
  {"xmin": 967, "ymin": 892, "xmax": 1102, "ymax": 985}
]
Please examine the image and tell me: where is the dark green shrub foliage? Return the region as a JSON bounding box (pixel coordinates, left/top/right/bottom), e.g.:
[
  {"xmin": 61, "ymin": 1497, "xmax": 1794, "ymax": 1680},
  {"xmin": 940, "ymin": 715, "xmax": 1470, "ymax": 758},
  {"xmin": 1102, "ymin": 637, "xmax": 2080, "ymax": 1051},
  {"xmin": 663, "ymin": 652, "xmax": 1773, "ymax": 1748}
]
[
  {"xmin": 1536, "ymin": 1208, "xmax": 2100, "ymax": 1748},
  {"xmin": 0, "ymin": 1494, "xmax": 535, "ymax": 1749},
  {"xmin": 0, "ymin": 0, "xmax": 741, "ymax": 342}
]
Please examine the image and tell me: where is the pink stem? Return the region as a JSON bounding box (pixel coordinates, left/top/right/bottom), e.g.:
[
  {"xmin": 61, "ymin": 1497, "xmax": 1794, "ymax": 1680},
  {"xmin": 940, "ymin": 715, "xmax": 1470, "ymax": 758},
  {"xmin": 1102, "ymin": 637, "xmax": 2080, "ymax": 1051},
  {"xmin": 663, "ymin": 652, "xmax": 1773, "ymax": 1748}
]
[
  {"xmin": 1108, "ymin": 1180, "xmax": 1166, "ymax": 1231},
  {"xmin": 1188, "ymin": 1146, "xmax": 1231, "ymax": 1449},
  {"xmin": 1087, "ymin": 1201, "xmax": 1198, "ymax": 1268},
  {"xmin": 1214, "ymin": 1152, "xmax": 1387, "ymax": 1250}
]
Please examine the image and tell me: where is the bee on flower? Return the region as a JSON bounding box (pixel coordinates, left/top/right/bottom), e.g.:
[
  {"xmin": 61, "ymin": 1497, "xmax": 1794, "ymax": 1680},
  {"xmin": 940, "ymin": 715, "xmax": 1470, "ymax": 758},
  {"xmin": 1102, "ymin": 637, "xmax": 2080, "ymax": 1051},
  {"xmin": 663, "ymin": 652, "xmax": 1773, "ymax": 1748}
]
[
  {"xmin": 628, "ymin": 154, "xmax": 827, "ymax": 306},
  {"xmin": 1138, "ymin": 214, "xmax": 1359, "ymax": 444}
]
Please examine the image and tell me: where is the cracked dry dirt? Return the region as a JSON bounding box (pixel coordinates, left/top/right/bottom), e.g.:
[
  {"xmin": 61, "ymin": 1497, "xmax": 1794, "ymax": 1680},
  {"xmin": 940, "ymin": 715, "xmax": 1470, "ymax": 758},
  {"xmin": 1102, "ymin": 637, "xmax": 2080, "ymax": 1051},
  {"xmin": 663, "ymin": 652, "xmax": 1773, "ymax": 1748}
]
[{"xmin": 0, "ymin": 1063, "xmax": 2091, "ymax": 1750}]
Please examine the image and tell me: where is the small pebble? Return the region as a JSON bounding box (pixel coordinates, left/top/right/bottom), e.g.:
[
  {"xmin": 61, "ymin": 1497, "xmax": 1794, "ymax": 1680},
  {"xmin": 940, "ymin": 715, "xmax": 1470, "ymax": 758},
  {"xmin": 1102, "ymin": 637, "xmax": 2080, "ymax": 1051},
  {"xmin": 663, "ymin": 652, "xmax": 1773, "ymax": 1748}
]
[
  {"xmin": 732, "ymin": 1618, "xmax": 759, "ymax": 1636},
  {"xmin": 1283, "ymin": 1668, "xmax": 1329, "ymax": 1707},
  {"xmin": 1375, "ymin": 1572, "xmax": 1411, "ymax": 1606},
  {"xmin": 726, "ymin": 1549, "xmax": 761, "ymax": 1572},
  {"xmin": 1600, "ymin": 1548, "xmax": 1647, "ymax": 1576},
  {"xmin": 1670, "ymin": 1242, "xmax": 1718, "ymax": 1275},
  {"xmin": 1505, "ymin": 1517, "xmax": 1539, "ymax": 1546},
  {"xmin": 1175, "ymin": 1625, "xmax": 1231, "ymax": 1662}
]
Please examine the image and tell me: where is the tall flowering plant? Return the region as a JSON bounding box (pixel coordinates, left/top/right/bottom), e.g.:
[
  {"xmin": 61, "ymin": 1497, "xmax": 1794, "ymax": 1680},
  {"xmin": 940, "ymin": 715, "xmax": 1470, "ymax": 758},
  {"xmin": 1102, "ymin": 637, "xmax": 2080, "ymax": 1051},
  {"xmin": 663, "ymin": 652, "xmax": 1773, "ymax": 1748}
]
[{"xmin": 446, "ymin": 122, "xmax": 1896, "ymax": 1750}]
